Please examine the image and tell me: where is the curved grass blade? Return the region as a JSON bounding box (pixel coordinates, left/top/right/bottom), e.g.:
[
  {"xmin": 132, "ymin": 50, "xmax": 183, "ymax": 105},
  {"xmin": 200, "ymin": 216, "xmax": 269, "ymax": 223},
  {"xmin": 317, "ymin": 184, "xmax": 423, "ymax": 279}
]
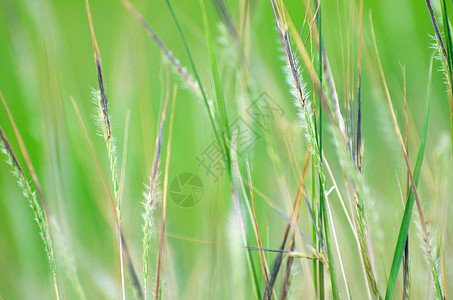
[
  {"xmin": 200, "ymin": 0, "xmax": 231, "ymax": 172},
  {"xmin": 385, "ymin": 56, "xmax": 434, "ymax": 300},
  {"xmin": 164, "ymin": 0, "xmax": 223, "ymax": 156}
]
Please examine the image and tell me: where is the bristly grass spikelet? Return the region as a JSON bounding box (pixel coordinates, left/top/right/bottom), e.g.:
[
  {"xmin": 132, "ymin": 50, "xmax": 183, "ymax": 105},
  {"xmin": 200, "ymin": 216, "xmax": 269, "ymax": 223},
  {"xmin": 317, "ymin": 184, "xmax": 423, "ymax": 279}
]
[
  {"xmin": 142, "ymin": 66, "xmax": 171, "ymax": 300},
  {"xmin": 85, "ymin": 0, "xmax": 143, "ymax": 298},
  {"xmin": 0, "ymin": 126, "xmax": 60, "ymax": 299}
]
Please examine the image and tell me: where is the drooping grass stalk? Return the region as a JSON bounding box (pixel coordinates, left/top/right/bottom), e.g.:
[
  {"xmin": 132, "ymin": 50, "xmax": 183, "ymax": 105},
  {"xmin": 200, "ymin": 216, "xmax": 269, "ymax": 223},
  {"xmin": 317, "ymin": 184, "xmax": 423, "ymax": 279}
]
[
  {"xmin": 155, "ymin": 86, "xmax": 177, "ymax": 300},
  {"xmin": 212, "ymin": 0, "xmax": 255, "ymax": 91},
  {"xmin": 142, "ymin": 69, "xmax": 171, "ymax": 300},
  {"xmin": 1, "ymin": 93, "xmax": 86, "ymax": 299},
  {"xmin": 0, "ymin": 127, "xmax": 59, "ymax": 299},
  {"xmin": 370, "ymin": 22, "xmax": 444, "ymax": 298},
  {"xmin": 120, "ymin": 0, "xmax": 199, "ymax": 93}
]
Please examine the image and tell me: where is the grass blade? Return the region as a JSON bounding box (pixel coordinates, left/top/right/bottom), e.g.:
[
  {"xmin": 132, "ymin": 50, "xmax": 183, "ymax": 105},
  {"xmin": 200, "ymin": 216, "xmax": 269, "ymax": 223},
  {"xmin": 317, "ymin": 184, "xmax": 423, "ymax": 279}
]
[
  {"xmin": 164, "ymin": 0, "xmax": 223, "ymax": 155},
  {"xmin": 155, "ymin": 86, "xmax": 177, "ymax": 300},
  {"xmin": 200, "ymin": 0, "xmax": 231, "ymax": 171},
  {"xmin": 384, "ymin": 69, "xmax": 430, "ymax": 299},
  {"xmin": 245, "ymin": 158, "xmax": 270, "ymax": 299}
]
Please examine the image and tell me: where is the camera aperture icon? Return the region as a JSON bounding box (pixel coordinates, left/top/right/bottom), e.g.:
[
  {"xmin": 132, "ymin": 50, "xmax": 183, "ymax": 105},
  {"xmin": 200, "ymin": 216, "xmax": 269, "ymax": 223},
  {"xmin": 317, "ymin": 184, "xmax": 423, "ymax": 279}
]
[{"xmin": 169, "ymin": 173, "xmax": 204, "ymax": 207}]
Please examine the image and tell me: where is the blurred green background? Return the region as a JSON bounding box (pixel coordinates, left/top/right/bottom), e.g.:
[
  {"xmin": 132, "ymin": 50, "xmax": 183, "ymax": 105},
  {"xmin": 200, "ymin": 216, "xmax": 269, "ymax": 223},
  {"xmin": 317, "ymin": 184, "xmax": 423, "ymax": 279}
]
[{"xmin": 0, "ymin": 0, "xmax": 451, "ymax": 298}]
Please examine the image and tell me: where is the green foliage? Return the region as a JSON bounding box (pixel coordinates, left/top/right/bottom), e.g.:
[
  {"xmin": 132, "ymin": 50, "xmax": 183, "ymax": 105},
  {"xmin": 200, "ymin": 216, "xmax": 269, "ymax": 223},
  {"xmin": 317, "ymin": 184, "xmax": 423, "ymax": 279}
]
[{"xmin": 0, "ymin": 0, "xmax": 451, "ymax": 299}]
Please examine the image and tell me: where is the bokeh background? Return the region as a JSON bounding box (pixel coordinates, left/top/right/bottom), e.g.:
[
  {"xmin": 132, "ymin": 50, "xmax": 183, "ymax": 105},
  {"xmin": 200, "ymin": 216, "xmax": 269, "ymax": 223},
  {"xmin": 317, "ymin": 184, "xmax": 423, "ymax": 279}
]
[{"xmin": 0, "ymin": 0, "xmax": 451, "ymax": 298}]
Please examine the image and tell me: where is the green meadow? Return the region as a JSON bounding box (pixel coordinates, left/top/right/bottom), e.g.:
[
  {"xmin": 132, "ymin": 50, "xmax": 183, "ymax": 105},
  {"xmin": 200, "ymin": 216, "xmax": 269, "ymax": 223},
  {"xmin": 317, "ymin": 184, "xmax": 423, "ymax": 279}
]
[{"xmin": 0, "ymin": 0, "xmax": 451, "ymax": 299}]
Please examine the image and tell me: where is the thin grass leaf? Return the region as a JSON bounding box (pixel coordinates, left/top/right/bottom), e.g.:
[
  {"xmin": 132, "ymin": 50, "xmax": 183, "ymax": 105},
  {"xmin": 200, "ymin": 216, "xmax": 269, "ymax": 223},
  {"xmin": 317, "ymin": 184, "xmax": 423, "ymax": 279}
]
[
  {"xmin": 269, "ymin": 1, "xmax": 340, "ymax": 297},
  {"xmin": 402, "ymin": 65, "xmax": 410, "ymax": 300},
  {"xmin": 164, "ymin": 0, "xmax": 224, "ymax": 157},
  {"xmin": 245, "ymin": 158, "xmax": 270, "ymax": 299},
  {"xmin": 384, "ymin": 57, "xmax": 432, "ymax": 299},
  {"xmin": 200, "ymin": 0, "xmax": 231, "ymax": 171},
  {"xmin": 155, "ymin": 86, "xmax": 177, "ymax": 300},
  {"xmin": 230, "ymin": 149, "xmax": 262, "ymax": 299},
  {"xmin": 376, "ymin": 44, "xmax": 442, "ymax": 299}
]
